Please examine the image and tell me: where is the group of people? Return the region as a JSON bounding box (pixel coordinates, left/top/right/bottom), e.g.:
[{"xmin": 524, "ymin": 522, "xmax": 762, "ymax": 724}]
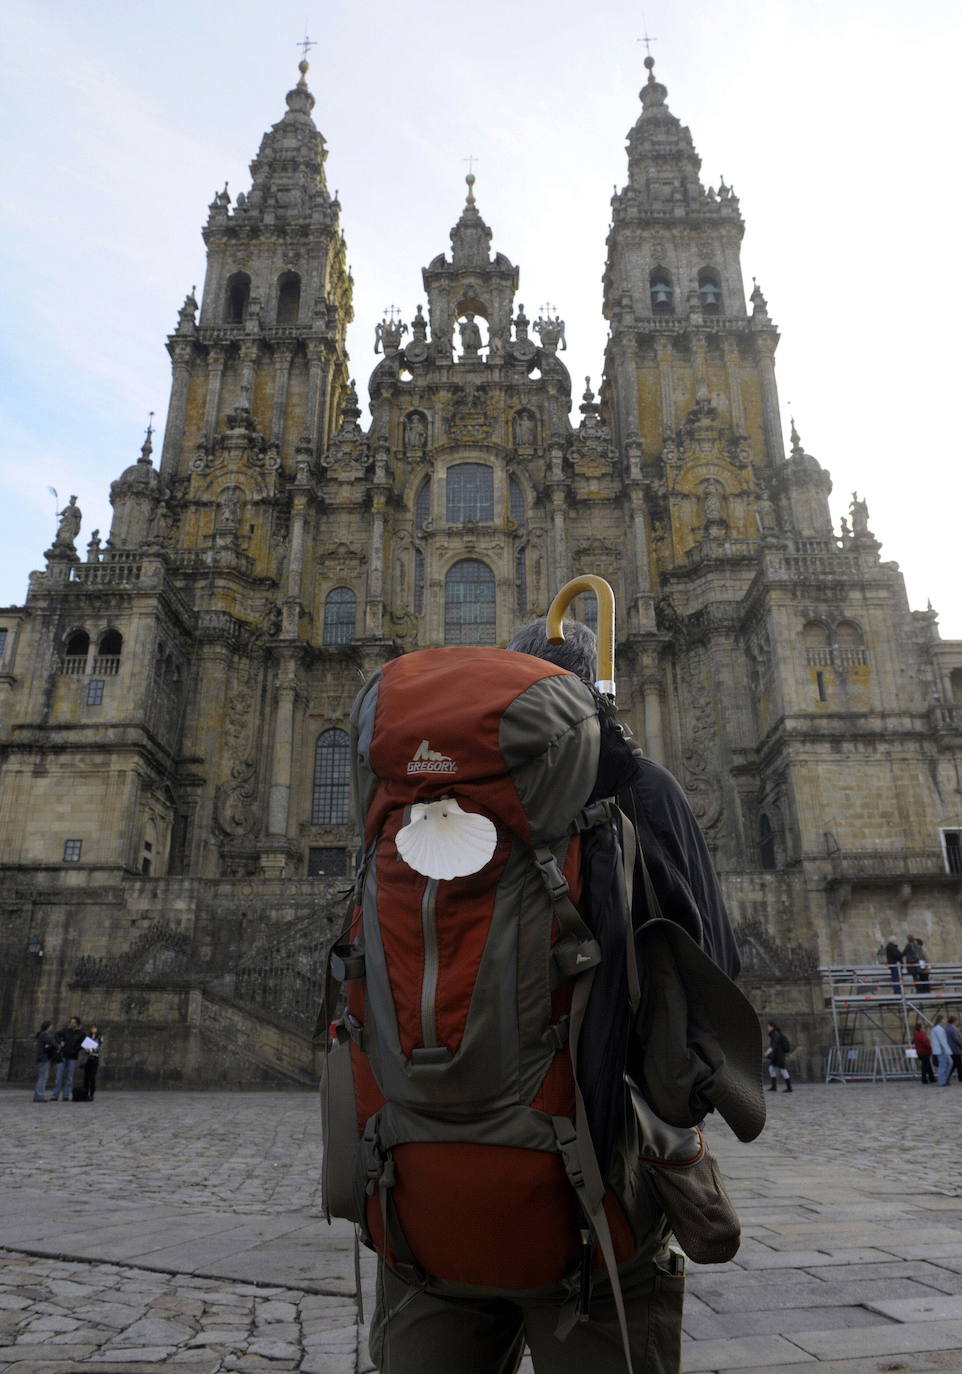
[
  {"xmin": 33, "ymin": 1017, "xmax": 102, "ymax": 1102},
  {"xmin": 884, "ymin": 935, "xmax": 931, "ymax": 992},
  {"xmin": 912, "ymin": 1016, "xmax": 962, "ymax": 1086}
]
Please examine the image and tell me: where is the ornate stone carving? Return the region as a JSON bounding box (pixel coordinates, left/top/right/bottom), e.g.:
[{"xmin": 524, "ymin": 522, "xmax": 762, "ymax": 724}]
[
  {"xmin": 445, "ymin": 386, "xmax": 491, "ymax": 442},
  {"xmin": 214, "ymin": 757, "xmax": 258, "ymax": 838}
]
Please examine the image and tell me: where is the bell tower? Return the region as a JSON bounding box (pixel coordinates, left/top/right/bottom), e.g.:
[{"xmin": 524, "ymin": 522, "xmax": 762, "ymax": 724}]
[{"xmin": 156, "ymin": 57, "xmax": 352, "ymax": 545}]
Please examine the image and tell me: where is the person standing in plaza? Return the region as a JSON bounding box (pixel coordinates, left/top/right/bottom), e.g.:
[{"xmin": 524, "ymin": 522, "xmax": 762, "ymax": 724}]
[
  {"xmin": 884, "ymin": 938, "xmax": 903, "ymax": 992},
  {"xmin": 915, "ymin": 940, "xmax": 931, "ymax": 993},
  {"xmin": 903, "ymin": 936, "xmax": 922, "ymax": 989},
  {"xmin": 912, "ymin": 1020, "xmax": 935, "ymax": 1084},
  {"xmin": 945, "ymin": 1016, "xmax": 962, "ymax": 1084},
  {"xmin": 33, "ymin": 1020, "xmax": 59, "ymax": 1102},
  {"xmin": 930, "ymin": 1016, "xmax": 953, "ymax": 1086},
  {"xmin": 51, "ymin": 1016, "xmax": 84, "ymax": 1101},
  {"xmin": 766, "ymin": 1021, "xmax": 793, "ymax": 1091},
  {"xmin": 80, "ymin": 1025, "xmax": 102, "ymax": 1101}
]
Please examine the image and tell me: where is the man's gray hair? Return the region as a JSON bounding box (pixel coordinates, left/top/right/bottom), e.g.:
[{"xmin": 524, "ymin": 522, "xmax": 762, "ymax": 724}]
[{"xmin": 507, "ymin": 618, "xmax": 597, "ymax": 685}]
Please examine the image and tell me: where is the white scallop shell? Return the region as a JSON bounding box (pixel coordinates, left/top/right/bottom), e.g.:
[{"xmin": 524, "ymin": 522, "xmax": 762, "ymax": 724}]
[{"xmin": 395, "ymin": 798, "xmax": 497, "ymax": 880}]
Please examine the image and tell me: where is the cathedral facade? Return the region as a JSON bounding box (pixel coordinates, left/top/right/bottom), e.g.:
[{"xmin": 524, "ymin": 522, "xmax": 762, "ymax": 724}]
[{"xmin": 2, "ymin": 58, "xmax": 961, "ymax": 1084}]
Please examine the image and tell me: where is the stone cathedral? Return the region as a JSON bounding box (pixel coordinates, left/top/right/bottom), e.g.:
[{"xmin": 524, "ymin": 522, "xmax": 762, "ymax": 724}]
[{"xmin": 1, "ymin": 58, "xmax": 960, "ymax": 1085}]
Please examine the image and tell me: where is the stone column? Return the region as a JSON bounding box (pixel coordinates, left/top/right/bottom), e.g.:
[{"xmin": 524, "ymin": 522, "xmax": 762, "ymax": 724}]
[
  {"xmin": 640, "ymin": 654, "xmax": 665, "ymax": 763},
  {"xmin": 754, "ymin": 333, "xmax": 785, "ymax": 463},
  {"xmin": 545, "ymin": 445, "xmax": 568, "ymax": 593},
  {"xmin": 655, "ymin": 337, "xmax": 675, "ymax": 436},
  {"xmin": 305, "ymin": 343, "xmax": 326, "ymax": 450},
  {"xmin": 627, "ymin": 481, "xmax": 656, "ymax": 634},
  {"xmin": 160, "ymin": 340, "xmax": 193, "ymax": 480},
  {"xmin": 723, "ymin": 338, "xmax": 745, "ymax": 435},
  {"xmin": 267, "ymin": 659, "xmax": 298, "ymax": 837},
  {"xmin": 270, "ymin": 343, "xmax": 295, "ymax": 449},
  {"xmin": 203, "ymin": 347, "xmax": 227, "ymax": 442}
]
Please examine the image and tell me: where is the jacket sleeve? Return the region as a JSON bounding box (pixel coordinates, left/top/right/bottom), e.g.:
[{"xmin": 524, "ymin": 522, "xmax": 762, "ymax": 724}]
[{"xmin": 625, "ymin": 754, "xmax": 742, "ymax": 979}]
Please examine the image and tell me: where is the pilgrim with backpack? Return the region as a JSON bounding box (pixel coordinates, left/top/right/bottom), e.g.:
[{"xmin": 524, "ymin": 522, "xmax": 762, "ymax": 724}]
[{"xmin": 320, "ymin": 577, "xmax": 765, "ymax": 1374}]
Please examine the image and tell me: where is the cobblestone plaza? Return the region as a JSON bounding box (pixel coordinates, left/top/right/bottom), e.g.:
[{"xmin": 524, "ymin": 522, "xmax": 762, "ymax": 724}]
[{"xmin": 2, "ymin": 1084, "xmax": 962, "ymax": 1372}]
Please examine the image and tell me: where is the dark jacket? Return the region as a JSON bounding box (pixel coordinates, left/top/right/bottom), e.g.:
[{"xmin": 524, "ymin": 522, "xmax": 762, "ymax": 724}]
[
  {"xmin": 593, "ymin": 707, "xmax": 740, "ymax": 977},
  {"xmin": 57, "ymin": 1025, "xmax": 85, "ymax": 1059},
  {"xmin": 885, "ymin": 942, "xmax": 902, "ymax": 965},
  {"xmin": 35, "ymin": 1029, "xmax": 58, "ymax": 1063},
  {"xmin": 768, "ymin": 1025, "xmax": 790, "ymax": 1068}
]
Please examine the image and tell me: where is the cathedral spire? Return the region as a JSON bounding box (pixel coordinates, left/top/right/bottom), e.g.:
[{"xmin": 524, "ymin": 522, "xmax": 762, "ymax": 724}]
[{"xmin": 450, "ymin": 172, "xmax": 493, "ymax": 268}]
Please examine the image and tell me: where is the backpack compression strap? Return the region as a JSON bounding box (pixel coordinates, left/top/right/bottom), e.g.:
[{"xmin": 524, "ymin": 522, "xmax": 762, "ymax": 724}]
[{"xmin": 548, "ymin": 803, "xmax": 639, "ymax": 1374}]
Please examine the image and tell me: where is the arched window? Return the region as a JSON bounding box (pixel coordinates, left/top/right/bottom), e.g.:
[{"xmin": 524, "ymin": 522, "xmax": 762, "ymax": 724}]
[
  {"xmin": 415, "ymin": 478, "xmax": 432, "ymax": 534},
  {"xmin": 698, "ymin": 269, "xmax": 722, "ymax": 313},
  {"xmin": 759, "ymin": 813, "xmax": 776, "ymax": 870},
  {"xmin": 312, "ymin": 729, "xmax": 350, "ymax": 826},
  {"xmin": 445, "ymin": 559, "xmax": 496, "ymax": 645},
  {"xmin": 515, "ymin": 547, "xmax": 527, "ymax": 616},
  {"xmin": 323, "ymin": 587, "xmax": 356, "ymax": 646},
  {"xmin": 951, "ymin": 668, "xmax": 962, "ymax": 705},
  {"xmin": 650, "ymin": 269, "xmax": 673, "ymax": 313},
  {"xmin": 414, "ymin": 548, "xmax": 425, "ymax": 615},
  {"xmin": 95, "ymin": 629, "xmax": 123, "ymax": 676},
  {"xmin": 447, "ymin": 464, "xmax": 494, "ymax": 524},
  {"xmin": 276, "ymin": 272, "xmax": 301, "ymax": 325},
  {"xmin": 509, "ymin": 476, "xmax": 525, "ymax": 530},
  {"xmin": 226, "ymin": 271, "xmax": 251, "ymax": 324},
  {"xmin": 64, "ymin": 630, "xmax": 90, "ymax": 675},
  {"xmin": 835, "ymin": 620, "xmax": 867, "ymax": 667}
]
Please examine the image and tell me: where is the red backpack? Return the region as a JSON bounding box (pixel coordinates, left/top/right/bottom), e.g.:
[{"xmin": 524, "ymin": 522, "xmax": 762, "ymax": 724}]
[{"xmin": 321, "ymin": 646, "xmax": 643, "ymax": 1295}]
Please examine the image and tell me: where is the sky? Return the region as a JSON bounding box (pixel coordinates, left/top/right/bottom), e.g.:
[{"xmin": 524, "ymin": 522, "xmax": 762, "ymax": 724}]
[{"xmin": 2, "ymin": 0, "xmax": 960, "ymax": 636}]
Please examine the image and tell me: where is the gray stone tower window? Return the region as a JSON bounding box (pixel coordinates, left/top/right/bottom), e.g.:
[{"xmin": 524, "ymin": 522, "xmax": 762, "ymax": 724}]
[
  {"xmin": 86, "ymin": 678, "xmax": 105, "ymax": 706},
  {"xmin": 444, "ymin": 559, "xmax": 496, "ymax": 645},
  {"xmin": 0, "ymin": 628, "xmax": 7, "ymax": 662},
  {"xmin": 96, "ymin": 629, "xmax": 123, "ymax": 675},
  {"xmin": 63, "ymin": 629, "xmax": 90, "ymax": 675},
  {"xmin": 415, "ymin": 478, "xmax": 432, "ymax": 534},
  {"xmin": 941, "ymin": 829, "xmax": 962, "ymax": 875},
  {"xmin": 307, "ymin": 847, "xmax": 348, "ymax": 877},
  {"xmin": 509, "ymin": 476, "xmax": 525, "ymax": 530},
  {"xmin": 414, "ymin": 548, "xmax": 425, "ymax": 615},
  {"xmin": 312, "ymin": 729, "xmax": 350, "ymax": 826},
  {"xmin": 759, "ymin": 813, "xmax": 776, "ymax": 870},
  {"xmin": 63, "ymin": 839, "xmax": 82, "ymax": 862},
  {"xmin": 698, "ymin": 269, "xmax": 722, "ymax": 312},
  {"xmin": 226, "ymin": 271, "xmax": 251, "ymax": 323},
  {"xmin": 447, "ymin": 464, "xmax": 493, "ymax": 524},
  {"xmin": 323, "ymin": 587, "xmax": 356, "ymax": 646},
  {"xmin": 276, "ymin": 271, "xmax": 301, "ymax": 325},
  {"xmin": 650, "ymin": 269, "xmax": 673, "ymax": 313}
]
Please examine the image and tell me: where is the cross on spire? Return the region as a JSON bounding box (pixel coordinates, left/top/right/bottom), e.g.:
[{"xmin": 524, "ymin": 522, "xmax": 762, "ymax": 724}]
[
  {"xmin": 464, "ymin": 153, "xmax": 480, "ymax": 175},
  {"xmin": 637, "ymin": 21, "xmax": 657, "ymax": 57},
  {"xmin": 539, "ymin": 302, "xmax": 557, "ymax": 319},
  {"xmin": 297, "ymin": 34, "xmax": 316, "ymax": 63},
  {"xmin": 383, "ymin": 304, "xmax": 401, "ymax": 323}
]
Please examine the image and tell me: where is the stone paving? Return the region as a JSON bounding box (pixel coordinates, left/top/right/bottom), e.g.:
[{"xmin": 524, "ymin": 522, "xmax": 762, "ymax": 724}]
[{"xmin": 0, "ymin": 1080, "xmax": 960, "ymax": 1371}]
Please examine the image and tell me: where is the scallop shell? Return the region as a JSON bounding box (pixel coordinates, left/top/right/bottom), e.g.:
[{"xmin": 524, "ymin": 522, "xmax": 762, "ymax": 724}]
[{"xmin": 395, "ymin": 798, "xmax": 497, "ymax": 880}]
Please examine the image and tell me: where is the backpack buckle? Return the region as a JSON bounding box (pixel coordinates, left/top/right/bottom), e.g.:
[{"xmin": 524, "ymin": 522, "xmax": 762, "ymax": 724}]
[
  {"xmin": 330, "ymin": 944, "xmax": 366, "ymax": 982},
  {"xmin": 533, "ymin": 848, "xmax": 570, "ymax": 900}
]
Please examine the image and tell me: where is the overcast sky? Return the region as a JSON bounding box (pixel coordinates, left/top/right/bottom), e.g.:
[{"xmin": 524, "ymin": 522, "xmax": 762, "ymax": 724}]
[{"xmin": 2, "ymin": 0, "xmax": 959, "ymax": 638}]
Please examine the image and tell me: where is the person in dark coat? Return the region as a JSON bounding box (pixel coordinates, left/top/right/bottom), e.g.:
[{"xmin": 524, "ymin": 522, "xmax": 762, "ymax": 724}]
[
  {"xmin": 766, "ymin": 1021, "xmax": 792, "ymax": 1091},
  {"xmin": 33, "ymin": 1020, "xmax": 59, "ymax": 1102},
  {"xmin": 51, "ymin": 1016, "xmax": 84, "ymax": 1101},
  {"xmin": 884, "ymin": 939, "xmax": 903, "ymax": 991},
  {"xmin": 913, "ymin": 1020, "xmax": 935, "ymax": 1084}
]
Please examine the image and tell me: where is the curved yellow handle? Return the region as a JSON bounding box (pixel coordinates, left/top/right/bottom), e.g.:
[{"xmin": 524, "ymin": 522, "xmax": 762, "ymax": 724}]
[{"xmin": 546, "ymin": 575, "xmax": 616, "ymax": 697}]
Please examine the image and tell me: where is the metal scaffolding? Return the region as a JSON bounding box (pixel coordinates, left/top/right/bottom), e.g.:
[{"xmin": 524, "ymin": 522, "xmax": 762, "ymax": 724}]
[{"xmin": 820, "ymin": 963, "xmax": 962, "ymax": 1082}]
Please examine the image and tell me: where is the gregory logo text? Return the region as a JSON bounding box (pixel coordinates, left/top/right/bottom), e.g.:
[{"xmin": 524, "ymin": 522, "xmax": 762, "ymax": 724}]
[{"xmin": 406, "ymin": 740, "xmax": 457, "ymax": 775}]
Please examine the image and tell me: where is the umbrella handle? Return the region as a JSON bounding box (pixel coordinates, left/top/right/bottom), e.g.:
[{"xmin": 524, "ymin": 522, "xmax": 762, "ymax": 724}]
[{"xmin": 545, "ymin": 575, "xmax": 616, "ymax": 697}]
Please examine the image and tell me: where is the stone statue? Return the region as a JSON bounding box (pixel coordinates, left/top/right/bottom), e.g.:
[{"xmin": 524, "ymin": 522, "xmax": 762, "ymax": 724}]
[
  {"xmin": 217, "ymin": 488, "xmax": 242, "ymax": 530},
  {"xmin": 54, "ymin": 495, "xmax": 82, "ymax": 550},
  {"xmin": 86, "ymin": 530, "xmax": 102, "ymax": 562},
  {"xmin": 850, "ymin": 492, "xmax": 870, "ymax": 537},
  {"xmin": 513, "ymin": 411, "xmax": 536, "ymax": 446},
  {"xmin": 458, "ymin": 312, "xmax": 483, "ymax": 355},
  {"xmin": 375, "ymin": 317, "xmax": 408, "ymax": 356},
  {"xmin": 534, "ymin": 314, "xmax": 567, "ymax": 352},
  {"xmin": 404, "ymin": 412, "xmax": 427, "ymax": 451},
  {"xmin": 702, "ymin": 480, "xmax": 726, "ymax": 526}
]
